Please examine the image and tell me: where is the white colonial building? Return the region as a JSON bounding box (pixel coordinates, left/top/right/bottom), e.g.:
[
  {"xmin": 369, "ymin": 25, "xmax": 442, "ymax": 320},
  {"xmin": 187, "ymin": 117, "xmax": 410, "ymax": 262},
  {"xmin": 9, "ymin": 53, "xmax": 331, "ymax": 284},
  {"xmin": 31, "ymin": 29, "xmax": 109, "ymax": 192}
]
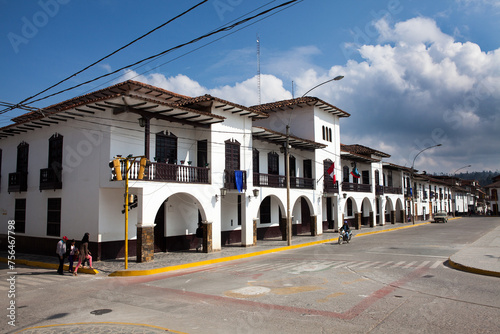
[{"xmin": 0, "ymin": 80, "xmax": 480, "ymax": 261}]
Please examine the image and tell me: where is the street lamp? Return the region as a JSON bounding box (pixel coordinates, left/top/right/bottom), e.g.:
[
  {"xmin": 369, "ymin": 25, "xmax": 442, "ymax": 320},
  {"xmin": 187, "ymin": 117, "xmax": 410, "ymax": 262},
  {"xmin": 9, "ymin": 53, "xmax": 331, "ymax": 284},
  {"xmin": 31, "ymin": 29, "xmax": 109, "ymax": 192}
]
[
  {"xmin": 410, "ymin": 143, "xmax": 442, "ymax": 224},
  {"xmin": 284, "ymin": 76, "xmax": 344, "ymax": 246},
  {"xmin": 301, "ymin": 76, "xmax": 344, "ymax": 98},
  {"xmin": 453, "ymin": 164, "xmax": 471, "ymax": 175}
]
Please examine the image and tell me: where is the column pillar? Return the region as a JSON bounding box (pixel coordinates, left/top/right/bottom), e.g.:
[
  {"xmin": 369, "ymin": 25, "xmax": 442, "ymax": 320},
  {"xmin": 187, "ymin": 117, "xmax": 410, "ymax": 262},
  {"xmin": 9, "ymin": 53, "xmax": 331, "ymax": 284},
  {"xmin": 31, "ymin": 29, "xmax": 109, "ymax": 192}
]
[
  {"xmin": 369, "ymin": 211, "xmax": 375, "ymax": 227},
  {"xmin": 136, "ymin": 225, "xmax": 154, "ymax": 263},
  {"xmin": 280, "ymin": 217, "xmax": 287, "ymax": 241},
  {"xmin": 252, "ymin": 219, "xmax": 258, "ymax": 246},
  {"xmin": 354, "ymin": 212, "xmax": 361, "ymax": 230},
  {"xmin": 203, "ymin": 221, "xmax": 212, "ymax": 253},
  {"xmin": 310, "ymin": 215, "xmax": 318, "ymax": 236},
  {"xmin": 391, "ymin": 210, "xmax": 396, "ymax": 224}
]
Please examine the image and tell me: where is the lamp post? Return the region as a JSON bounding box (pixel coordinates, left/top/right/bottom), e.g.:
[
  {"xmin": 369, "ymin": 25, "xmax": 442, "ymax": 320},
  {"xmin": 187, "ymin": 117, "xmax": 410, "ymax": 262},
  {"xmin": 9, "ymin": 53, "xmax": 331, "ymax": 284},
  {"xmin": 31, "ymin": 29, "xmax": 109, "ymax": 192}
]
[
  {"xmin": 301, "ymin": 76, "xmax": 344, "ymax": 98},
  {"xmin": 282, "ymin": 76, "xmax": 344, "ymax": 246},
  {"xmin": 410, "ymin": 144, "xmax": 442, "ymax": 224},
  {"xmin": 453, "ymin": 164, "xmax": 471, "ymax": 175}
]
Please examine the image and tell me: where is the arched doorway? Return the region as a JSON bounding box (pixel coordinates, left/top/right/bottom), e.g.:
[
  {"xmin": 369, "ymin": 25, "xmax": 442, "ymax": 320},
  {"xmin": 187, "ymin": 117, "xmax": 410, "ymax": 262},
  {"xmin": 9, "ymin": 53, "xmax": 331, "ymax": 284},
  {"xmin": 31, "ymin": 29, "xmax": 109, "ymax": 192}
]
[{"xmin": 153, "ymin": 193, "xmax": 207, "ymax": 252}]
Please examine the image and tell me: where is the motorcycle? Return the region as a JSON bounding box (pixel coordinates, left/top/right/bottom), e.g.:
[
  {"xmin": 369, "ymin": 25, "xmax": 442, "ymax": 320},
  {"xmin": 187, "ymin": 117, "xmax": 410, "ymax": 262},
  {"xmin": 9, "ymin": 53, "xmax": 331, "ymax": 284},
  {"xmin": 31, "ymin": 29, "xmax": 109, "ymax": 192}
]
[{"xmin": 338, "ymin": 229, "xmax": 352, "ymax": 244}]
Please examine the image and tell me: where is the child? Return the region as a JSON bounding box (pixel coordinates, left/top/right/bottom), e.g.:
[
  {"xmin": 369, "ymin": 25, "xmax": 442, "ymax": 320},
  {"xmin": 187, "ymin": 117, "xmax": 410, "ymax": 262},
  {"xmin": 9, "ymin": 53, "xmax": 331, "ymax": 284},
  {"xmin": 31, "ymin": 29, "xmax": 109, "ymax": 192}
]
[{"xmin": 68, "ymin": 239, "xmax": 77, "ymax": 273}]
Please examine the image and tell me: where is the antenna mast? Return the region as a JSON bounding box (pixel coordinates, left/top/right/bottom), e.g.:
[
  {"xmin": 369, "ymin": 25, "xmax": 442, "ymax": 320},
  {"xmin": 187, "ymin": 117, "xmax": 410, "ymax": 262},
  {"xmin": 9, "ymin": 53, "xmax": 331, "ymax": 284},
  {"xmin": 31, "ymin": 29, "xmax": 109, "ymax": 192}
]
[{"xmin": 257, "ymin": 34, "xmax": 261, "ymax": 105}]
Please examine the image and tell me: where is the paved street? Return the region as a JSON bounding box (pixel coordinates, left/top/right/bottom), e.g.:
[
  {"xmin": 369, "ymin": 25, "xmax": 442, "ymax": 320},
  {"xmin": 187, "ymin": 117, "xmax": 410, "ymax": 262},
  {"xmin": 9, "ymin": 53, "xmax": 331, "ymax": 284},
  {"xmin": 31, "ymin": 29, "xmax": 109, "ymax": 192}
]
[{"xmin": 1, "ymin": 217, "xmax": 499, "ymax": 333}]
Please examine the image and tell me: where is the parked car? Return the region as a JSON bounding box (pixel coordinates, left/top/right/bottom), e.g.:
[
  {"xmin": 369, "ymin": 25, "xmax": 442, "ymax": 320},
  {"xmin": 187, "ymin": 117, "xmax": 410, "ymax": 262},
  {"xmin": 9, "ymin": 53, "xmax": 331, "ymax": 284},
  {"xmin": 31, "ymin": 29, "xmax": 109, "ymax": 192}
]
[{"xmin": 433, "ymin": 211, "xmax": 448, "ymax": 223}]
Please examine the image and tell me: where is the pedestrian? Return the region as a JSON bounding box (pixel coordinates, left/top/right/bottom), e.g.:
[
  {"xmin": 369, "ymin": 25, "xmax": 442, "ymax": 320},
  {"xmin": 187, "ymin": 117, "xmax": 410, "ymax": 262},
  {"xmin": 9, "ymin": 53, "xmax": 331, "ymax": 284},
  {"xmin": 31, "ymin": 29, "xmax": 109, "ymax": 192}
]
[
  {"xmin": 67, "ymin": 239, "xmax": 77, "ymax": 273},
  {"xmin": 56, "ymin": 236, "xmax": 68, "ymax": 275},
  {"xmin": 195, "ymin": 222, "xmax": 203, "ymax": 252},
  {"xmin": 73, "ymin": 232, "xmax": 93, "ymax": 276}
]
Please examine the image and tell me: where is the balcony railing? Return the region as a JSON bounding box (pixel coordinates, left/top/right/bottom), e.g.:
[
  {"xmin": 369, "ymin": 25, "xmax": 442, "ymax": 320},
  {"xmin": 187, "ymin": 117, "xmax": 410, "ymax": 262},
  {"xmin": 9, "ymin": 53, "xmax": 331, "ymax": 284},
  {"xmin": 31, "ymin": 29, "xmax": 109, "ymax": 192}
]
[
  {"xmin": 8, "ymin": 172, "xmax": 28, "ymax": 193},
  {"xmin": 342, "ymin": 182, "xmax": 371, "ymax": 193},
  {"xmin": 254, "ymin": 173, "xmax": 284, "ymax": 188},
  {"xmin": 384, "ymin": 186, "xmax": 402, "ymax": 194},
  {"xmin": 112, "ymin": 161, "xmax": 210, "ymax": 184},
  {"xmin": 40, "ymin": 168, "xmax": 62, "ymax": 190},
  {"xmin": 324, "ymin": 180, "xmax": 339, "ymax": 194},
  {"xmin": 376, "ymin": 185, "xmax": 384, "ymax": 196},
  {"xmin": 224, "ymin": 170, "xmax": 247, "ymax": 190},
  {"xmin": 253, "ymin": 173, "xmax": 314, "ymax": 189}
]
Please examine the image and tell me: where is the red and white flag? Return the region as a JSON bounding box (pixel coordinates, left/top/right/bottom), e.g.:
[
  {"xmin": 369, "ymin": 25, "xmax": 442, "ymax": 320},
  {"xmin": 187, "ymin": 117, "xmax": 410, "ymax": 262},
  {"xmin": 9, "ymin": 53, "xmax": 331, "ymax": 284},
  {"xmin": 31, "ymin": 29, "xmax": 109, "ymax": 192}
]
[{"xmin": 327, "ymin": 163, "xmax": 336, "ymax": 183}]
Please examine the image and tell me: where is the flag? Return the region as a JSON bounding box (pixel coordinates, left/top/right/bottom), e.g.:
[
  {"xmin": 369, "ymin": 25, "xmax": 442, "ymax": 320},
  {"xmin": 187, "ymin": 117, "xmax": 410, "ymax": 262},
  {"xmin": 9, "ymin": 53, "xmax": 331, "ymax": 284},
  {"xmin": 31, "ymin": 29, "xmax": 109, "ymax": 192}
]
[
  {"xmin": 327, "ymin": 163, "xmax": 336, "ymax": 183},
  {"xmin": 235, "ymin": 170, "xmax": 243, "ymax": 193},
  {"xmin": 351, "ymin": 162, "xmax": 360, "ymax": 178}
]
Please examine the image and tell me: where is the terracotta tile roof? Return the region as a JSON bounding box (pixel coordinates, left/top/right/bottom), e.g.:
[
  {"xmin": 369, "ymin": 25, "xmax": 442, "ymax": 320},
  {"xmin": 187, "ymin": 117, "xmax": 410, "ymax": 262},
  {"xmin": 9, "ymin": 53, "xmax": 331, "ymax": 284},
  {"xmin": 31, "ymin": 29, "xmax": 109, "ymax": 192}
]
[
  {"xmin": 173, "ymin": 94, "xmax": 268, "ymax": 119},
  {"xmin": 11, "ymin": 80, "xmax": 190, "ymax": 123},
  {"xmin": 250, "ymin": 97, "xmax": 350, "ymax": 117},
  {"xmin": 341, "ymin": 144, "xmax": 391, "ymax": 158}
]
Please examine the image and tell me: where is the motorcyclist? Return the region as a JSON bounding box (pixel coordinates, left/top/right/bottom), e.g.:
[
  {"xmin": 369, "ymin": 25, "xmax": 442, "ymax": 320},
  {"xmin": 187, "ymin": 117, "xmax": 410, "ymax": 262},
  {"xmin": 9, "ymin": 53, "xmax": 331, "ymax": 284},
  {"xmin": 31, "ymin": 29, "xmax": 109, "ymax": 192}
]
[{"xmin": 340, "ymin": 221, "xmax": 351, "ymax": 241}]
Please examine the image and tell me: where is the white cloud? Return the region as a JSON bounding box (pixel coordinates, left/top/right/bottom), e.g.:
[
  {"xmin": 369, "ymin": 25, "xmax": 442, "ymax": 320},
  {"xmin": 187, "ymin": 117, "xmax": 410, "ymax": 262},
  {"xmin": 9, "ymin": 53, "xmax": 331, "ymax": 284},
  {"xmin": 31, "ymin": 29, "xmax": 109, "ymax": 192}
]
[{"xmin": 119, "ymin": 70, "xmax": 291, "ymax": 106}]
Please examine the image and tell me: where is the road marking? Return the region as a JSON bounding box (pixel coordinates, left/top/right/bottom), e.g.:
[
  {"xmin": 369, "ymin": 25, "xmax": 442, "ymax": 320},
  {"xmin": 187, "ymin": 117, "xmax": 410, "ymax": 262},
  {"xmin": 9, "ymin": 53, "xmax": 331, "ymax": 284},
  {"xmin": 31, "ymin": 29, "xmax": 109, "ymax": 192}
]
[
  {"xmin": 430, "ymin": 260, "xmax": 443, "ymax": 268},
  {"xmin": 391, "ymin": 261, "xmax": 406, "ymax": 268},
  {"xmin": 375, "ymin": 261, "xmax": 394, "ymax": 268},
  {"xmin": 317, "ymin": 292, "xmax": 345, "ymax": 303},
  {"xmin": 417, "ymin": 261, "xmax": 431, "ymax": 268},
  {"xmin": 403, "ymin": 261, "xmax": 418, "ymax": 269}
]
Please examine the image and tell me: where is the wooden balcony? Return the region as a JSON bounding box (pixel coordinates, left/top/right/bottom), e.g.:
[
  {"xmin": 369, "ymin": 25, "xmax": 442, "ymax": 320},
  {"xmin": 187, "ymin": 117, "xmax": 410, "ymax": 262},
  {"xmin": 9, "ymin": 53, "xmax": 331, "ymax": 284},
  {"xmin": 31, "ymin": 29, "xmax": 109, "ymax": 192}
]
[
  {"xmin": 323, "ymin": 180, "xmax": 339, "ymax": 194},
  {"xmin": 384, "ymin": 186, "xmax": 402, "ymax": 194},
  {"xmin": 112, "ymin": 161, "xmax": 210, "ymax": 184},
  {"xmin": 253, "ymin": 173, "xmax": 314, "ymax": 189},
  {"xmin": 224, "ymin": 170, "xmax": 247, "ymax": 190},
  {"xmin": 40, "ymin": 168, "xmax": 62, "ymax": 191},
  {"xmin": 8, "ymin": 172, "xmax": 28, "ymax": 193},
  {"xmin": 376, "ymin": 185, "xmax": 384, "ymax": 196},
  {"xmin": 342, "ymin": 182, "xmax": 371, "ymax": 193}
]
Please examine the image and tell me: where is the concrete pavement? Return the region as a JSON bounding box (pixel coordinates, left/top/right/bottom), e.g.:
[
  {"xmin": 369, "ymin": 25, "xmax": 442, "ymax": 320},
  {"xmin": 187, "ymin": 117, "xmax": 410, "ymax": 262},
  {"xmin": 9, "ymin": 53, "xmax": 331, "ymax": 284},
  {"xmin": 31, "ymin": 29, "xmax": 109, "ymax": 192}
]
[{"xmin": 2, "ymin": 217, "xmax": 499, "ymax": 278}]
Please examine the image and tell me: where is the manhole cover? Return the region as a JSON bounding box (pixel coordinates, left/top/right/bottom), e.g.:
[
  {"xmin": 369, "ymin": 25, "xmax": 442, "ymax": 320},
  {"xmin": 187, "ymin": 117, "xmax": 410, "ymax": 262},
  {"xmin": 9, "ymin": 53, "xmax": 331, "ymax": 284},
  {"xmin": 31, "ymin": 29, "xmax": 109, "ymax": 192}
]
[{"xmin": 90, "ymin": 309, "xmax": 112, "ymax": 315}]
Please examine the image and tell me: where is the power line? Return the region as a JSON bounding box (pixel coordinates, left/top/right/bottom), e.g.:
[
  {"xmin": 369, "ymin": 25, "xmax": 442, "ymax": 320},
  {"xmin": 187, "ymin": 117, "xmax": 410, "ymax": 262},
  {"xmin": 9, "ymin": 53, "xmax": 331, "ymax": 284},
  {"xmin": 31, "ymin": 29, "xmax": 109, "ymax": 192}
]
[
  {"xmin": 2, "ymin": 0, "xmax": 210, "ymax": 114},
  {"xmin": 2, "ymin": 0, "xmax": 299, "ymax": 111},
  {"xmin": 86, "ymin": 0, "xmax": 284, "ymax": 94}
]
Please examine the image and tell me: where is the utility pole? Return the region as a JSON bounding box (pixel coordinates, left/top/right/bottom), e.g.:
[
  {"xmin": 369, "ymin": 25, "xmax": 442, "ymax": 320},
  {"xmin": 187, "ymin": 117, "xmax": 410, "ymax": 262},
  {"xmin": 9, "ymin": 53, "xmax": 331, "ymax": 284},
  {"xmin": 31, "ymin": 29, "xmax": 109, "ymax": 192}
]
[{"xmin": 124, "ymin": 158, "xmax": 130, "ymax": 269}]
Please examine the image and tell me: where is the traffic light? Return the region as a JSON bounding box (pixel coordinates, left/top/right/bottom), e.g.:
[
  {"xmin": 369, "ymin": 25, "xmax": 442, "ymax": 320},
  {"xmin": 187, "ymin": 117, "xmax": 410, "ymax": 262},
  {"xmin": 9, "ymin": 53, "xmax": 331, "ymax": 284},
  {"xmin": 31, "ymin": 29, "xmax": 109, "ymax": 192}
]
[
  {"xmin": 110, "ymin": 159, "xmax": 122, "ymax": 181},
  {"xmin": 138, "ymin": 157, "xmax": 148, "ymax": 180}
]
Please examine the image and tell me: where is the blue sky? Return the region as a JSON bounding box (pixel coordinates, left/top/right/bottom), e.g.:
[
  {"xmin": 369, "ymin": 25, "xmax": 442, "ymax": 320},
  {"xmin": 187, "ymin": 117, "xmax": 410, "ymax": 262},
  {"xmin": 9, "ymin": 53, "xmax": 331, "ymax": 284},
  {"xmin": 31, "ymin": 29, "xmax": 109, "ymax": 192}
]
[{"xmin": 1, "ymin": 0, "xmax": 499, "ymax": 174}]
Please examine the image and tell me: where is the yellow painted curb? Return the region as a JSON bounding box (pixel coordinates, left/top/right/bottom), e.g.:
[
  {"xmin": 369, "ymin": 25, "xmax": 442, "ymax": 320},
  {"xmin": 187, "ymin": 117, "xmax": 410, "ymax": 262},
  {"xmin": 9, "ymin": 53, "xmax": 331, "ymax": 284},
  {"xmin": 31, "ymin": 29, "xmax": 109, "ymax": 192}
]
[
  {"xmin": 448, "ymin": 257, "xmax": 500, "ymax": 278},
  {"xmin": 0, "ymin": 257, "xmax": 98, "ymax": 275},
  {"xmin": 14, "ymin": 322, "xmax": 186, "ymax": 334}
]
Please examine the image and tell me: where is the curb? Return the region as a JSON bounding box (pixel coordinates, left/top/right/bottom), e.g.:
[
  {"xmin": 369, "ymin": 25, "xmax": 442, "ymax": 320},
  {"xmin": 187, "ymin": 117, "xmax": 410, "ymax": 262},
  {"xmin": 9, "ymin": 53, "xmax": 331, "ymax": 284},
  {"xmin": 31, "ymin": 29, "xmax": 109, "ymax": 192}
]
[
  {"xmin": 448, "ymin": 257, "xmax": 500, "ymax": 278},
  {"xmin": 0, "ymin": 257, "xmax": 98, "ymax": 275}
]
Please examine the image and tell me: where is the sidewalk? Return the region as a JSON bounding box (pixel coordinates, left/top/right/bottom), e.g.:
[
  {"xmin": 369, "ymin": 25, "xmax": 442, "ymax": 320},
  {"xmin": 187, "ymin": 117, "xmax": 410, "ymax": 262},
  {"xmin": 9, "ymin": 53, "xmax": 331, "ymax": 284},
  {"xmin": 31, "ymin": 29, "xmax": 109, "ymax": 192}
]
[{"xmin": 2, "ymin": 217, "xmax": 499, "ymax": 278}]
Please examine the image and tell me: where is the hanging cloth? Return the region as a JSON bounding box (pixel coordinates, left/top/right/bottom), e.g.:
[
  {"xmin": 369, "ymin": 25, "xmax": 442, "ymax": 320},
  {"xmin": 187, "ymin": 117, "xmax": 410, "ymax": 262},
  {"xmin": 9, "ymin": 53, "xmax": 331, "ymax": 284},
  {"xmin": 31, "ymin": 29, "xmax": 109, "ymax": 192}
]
[
  {"xmin": 351, "ymin": 162, "xmax": 360, "ymax": 178},
  {"xmin": 235, "ymin": 170, "xmax": 243, "ymax": 193}
]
